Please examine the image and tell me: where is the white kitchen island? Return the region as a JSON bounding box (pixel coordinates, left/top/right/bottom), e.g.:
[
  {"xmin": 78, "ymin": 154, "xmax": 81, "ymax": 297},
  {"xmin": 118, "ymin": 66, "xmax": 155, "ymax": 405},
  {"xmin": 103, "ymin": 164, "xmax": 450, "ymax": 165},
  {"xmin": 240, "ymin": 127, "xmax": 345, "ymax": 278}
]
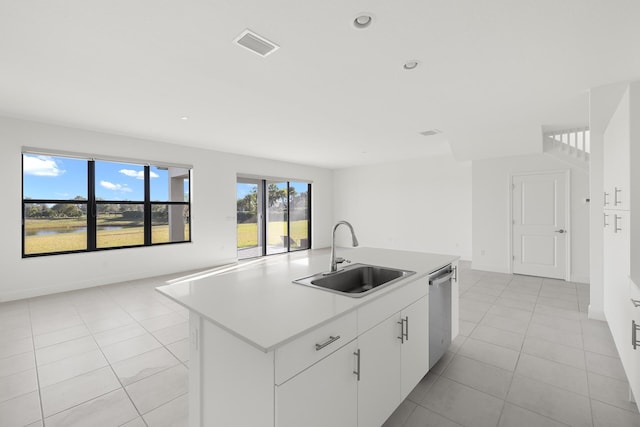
[{"xmin": 157, "ymin": 247, "xmax": 459, "ymax": 427}]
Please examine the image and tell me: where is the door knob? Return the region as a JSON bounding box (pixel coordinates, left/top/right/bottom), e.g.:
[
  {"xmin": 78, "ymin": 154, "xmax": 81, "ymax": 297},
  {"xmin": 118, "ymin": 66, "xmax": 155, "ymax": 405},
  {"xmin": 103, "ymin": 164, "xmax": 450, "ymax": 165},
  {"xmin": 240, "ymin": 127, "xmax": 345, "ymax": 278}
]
[{"xmin": 555, "ymin": 229, "xmax": 566, "ymax": 234}]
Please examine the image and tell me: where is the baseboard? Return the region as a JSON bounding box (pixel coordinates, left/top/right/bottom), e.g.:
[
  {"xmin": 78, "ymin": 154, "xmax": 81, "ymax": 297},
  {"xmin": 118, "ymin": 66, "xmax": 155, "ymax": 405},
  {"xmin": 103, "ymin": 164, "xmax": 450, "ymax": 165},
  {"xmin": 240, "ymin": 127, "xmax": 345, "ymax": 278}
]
[
  {"xmin": 570, "ymin": 274, "xmax": 590, "ymax": 284},
  {"xmin": 470, "ymin": 263, "xmax": 510, "ymax": 274},
  {"xmin": 588, "ymin": 305, "xmax": 606, "ymax": 321},
  {"xmin": 1, "ymin": 258, "xmax": 237, "ymax": 302}
]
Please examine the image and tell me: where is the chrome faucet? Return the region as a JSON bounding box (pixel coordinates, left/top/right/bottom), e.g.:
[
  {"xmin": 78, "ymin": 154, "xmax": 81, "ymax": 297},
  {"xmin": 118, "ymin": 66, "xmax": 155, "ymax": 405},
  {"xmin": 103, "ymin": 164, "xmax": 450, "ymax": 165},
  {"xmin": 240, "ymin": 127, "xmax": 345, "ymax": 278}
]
[{"xmin": 328, "ymin": 221, "xmax": 359, "ymax": 273}]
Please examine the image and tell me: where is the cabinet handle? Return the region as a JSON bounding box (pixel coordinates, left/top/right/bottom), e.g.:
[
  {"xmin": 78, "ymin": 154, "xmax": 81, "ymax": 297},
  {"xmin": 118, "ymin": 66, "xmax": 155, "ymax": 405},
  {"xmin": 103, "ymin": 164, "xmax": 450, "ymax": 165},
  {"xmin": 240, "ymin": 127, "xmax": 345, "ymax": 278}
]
[
  {"xmin": 604, "ymin": 192, "xmax": 609, "ymax": 206},
  {"xmin": 452, "ymin": 266, "xmax": 458, "ymax": 282},
  {"xmin": 633, "ymin": 321, "xmax": 640, "ymax": 350},
  {"xmin": 615, "ymin": 187, "xmax": 622, "ymax": 206},
  {"xmin": 632, "ymin": 299, "xmax": 640, "ymax": 308},
  {"xmin": 315, "ymin": 335, "xmax": 340, "ymax": 351},
  {"xmin": 397, "ymin": 317, "xmax": 409, "ymax": 343},
  {"xmin": 405, "ymin": 316, "xmax": 409, "ymax": 341},
  {"xmin": 603, "ymin": 213, "xmax": 609, "ymax": 228},
  {"xmin": 353, "ymin": 349, "xmax": 361, "ymax": 381},
  {"xmin": 614, "ymin": 215, "xmax": 622, "ymax": 233}
]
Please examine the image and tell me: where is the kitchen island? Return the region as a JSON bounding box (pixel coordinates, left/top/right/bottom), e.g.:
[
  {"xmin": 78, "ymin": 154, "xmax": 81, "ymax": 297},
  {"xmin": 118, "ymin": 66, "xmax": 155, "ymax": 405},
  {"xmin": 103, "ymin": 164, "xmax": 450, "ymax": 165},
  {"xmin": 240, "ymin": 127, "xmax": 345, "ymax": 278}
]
[{"xmin": 157, "ymin": 247, "xmax": 459, "ymax": 427}]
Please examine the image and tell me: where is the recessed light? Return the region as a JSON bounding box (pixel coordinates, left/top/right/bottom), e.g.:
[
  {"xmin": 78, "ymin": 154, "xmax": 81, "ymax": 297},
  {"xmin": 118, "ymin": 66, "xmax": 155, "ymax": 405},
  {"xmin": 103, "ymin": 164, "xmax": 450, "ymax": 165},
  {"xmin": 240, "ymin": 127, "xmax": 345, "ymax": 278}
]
[
  {"xmin": 403, "ymin": 60, "xmax": 420, "ymax": 70},
  {"xmin": 353, "ymin": 14, "xmax": 373, "ymax": 29},
  {"xmin": 180, "ymin": 116, "xmax": 189, "ymax": 121}
]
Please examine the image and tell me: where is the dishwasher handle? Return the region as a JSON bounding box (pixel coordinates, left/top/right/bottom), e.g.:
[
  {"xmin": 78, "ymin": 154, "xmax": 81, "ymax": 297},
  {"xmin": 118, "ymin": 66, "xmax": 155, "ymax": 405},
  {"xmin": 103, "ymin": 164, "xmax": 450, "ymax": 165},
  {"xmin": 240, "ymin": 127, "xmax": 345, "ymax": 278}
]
[{"xmin": 429, "ymin": 271, "xmax": 453, "ymax": 287}]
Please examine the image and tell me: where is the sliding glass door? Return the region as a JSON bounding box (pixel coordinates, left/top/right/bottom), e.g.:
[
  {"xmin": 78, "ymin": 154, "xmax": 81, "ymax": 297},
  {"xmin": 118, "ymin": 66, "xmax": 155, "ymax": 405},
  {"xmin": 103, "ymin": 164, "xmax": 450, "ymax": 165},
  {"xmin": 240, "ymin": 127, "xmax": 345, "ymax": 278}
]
[
  {"xmin": 266, "ymin": 181, "xmax": 288, "ymax": 255},
  {"xmin": 236, "ymin": 179, "xmax": 263, "ymax": 259},
  {"xmin": 237, "ymin": 178, "xmax": 311, "ymax": 259}
]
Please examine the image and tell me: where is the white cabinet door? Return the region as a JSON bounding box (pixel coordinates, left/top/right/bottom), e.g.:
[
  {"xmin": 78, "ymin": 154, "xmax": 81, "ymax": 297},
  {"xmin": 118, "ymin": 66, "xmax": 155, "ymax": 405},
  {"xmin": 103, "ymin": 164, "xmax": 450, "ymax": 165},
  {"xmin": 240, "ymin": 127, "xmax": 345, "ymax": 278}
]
[
  {"xmin": 275, "ymin": 340, "xmax": 358, "ymax": 427},
  {"xmin": 400, "ymin": 296, "xmax": 429, "ymax": 400},
  {"xmin": 357, "ymin": 315, "xmax": 401, "ymax": 427},
  {"xmin": 604, "ymin": 211, "xmax": 632, "ymax": 381},
  {"xmin": 603, "ymin": 87, "xmax": 630, "ymax": 210},
  {"xmin": 628, "ymin": 280, "xmax": 640, "ymax": 404}
]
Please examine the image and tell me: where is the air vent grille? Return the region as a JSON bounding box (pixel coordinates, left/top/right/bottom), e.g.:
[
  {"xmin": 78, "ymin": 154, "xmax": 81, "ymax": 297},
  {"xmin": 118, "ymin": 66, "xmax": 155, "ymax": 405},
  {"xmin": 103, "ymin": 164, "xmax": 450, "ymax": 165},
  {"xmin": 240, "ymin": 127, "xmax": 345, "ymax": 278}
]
[{"xmin": 234, "ymin": 30, "xmax": 279, "ymax": 57}]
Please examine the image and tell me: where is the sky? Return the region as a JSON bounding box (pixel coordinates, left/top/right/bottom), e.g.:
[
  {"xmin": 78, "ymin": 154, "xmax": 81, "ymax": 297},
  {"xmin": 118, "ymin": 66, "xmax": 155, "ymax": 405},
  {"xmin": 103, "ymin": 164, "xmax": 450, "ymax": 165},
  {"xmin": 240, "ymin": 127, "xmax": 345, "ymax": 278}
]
[
  {"xmin": 23, "ymin": 154, "xmax": 178, "ymax": 201},
  {"xmin": 236, "ymin": 181, "xmax": 309, "ymax": 199}
]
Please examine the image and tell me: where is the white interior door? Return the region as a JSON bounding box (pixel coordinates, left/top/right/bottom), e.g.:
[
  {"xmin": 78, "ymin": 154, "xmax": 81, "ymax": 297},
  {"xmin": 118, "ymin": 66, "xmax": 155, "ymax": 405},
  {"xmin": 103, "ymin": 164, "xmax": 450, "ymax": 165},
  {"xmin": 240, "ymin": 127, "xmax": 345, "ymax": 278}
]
[{"xmin": 512, "ymin": 171, "xmax": 568, "ymax": 279}]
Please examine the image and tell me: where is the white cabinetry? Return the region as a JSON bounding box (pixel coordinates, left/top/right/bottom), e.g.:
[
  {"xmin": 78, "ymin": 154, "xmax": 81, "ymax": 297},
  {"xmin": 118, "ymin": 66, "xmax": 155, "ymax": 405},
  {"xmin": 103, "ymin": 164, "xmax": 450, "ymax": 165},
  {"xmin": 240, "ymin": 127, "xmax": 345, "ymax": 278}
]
[
  {"xmin": 603, "ymin": 90, "xmax": 630, "ymax": 211},
  {"xmin": 276, "ymin": 340, "xmax": 358, "ymax": 427},
  {"xmin": 187, "ymin": 260, "xmax": 455, "ymax": 427},
  {"xmin": 629, "ymin": 280, "xmax": 640, "ymax": 402},
  {"xmin": 357, "ymin": 295, "xmax": 429, "ymax": 426},
  {"xmin": 357, "ymin": 314, "xmax": 402, "ymax": 427},
  {"xmin": 602, "ymin": 82, "xmax": 640, "ymax": 403},
  {"xmin": 400, "ymin": 296, "xmax": 429, "ymax": 399}
]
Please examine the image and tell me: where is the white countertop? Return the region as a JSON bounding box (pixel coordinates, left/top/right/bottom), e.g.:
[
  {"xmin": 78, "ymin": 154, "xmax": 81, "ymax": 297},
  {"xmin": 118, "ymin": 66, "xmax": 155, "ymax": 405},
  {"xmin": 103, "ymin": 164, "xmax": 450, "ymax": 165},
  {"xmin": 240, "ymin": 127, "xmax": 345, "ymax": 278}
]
[{"xmin": 156, "ymin": 247, "xmax": 458, "ymax": 352}]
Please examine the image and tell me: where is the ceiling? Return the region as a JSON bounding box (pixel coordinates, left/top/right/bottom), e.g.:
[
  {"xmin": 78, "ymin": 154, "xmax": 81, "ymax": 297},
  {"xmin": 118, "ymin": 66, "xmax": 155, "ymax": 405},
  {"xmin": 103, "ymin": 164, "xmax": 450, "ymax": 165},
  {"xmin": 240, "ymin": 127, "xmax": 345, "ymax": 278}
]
[{"xmin": 1, "ymin": 1, "xmax": 639, "ymax": 169}]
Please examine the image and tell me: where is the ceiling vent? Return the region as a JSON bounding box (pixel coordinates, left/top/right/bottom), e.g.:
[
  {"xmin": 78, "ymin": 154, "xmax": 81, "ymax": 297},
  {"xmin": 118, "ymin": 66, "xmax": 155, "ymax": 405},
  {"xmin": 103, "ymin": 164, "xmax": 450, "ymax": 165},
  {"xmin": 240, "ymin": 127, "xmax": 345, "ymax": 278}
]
[
  {"xmin": 233, "ymin": 29, "xmax": 280, "ymax": 57},
  {"xmin": 419, "ymin": 129, "xmax": 442, "ymax": 137}
]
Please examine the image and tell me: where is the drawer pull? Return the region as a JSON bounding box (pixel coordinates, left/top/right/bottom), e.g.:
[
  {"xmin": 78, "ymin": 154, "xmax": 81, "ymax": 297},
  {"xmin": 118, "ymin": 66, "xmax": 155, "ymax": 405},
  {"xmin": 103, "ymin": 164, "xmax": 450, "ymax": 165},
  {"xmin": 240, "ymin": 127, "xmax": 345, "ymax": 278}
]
[
  {"xmin": 614, "ymin": 215, "xmax": 622, "ymax": 233},
  {"xmin": 632, "ymin": 299, "xmax": 640, "ymax": 308},
  {"xmin": 353, "ymin": 349, "xmax": 361, "ymax": 381},
  {"xmin": 397, "ymin": 317, "xmax": 409, "ymax": 343},
  {"xmin": 604, "ymin": 213, "xmax": 609, "ymax": 228},
  {"xmin": 315, "ymin": 335, "xmax": 340, "ymax": 351},
  {"xmin": 405, "ymin": 316, "xmax": 409, "ymax": 341},
  {"xmin": 633, "ymin": 321, "xmax": 640, "ymax": 350},
  {"xmin": 615, "ymin": 187, "xmax": 622, "ymax": 206},
  {"xmin": 604, "ymin": 192, "xmax": 609, "ymax": 206}
]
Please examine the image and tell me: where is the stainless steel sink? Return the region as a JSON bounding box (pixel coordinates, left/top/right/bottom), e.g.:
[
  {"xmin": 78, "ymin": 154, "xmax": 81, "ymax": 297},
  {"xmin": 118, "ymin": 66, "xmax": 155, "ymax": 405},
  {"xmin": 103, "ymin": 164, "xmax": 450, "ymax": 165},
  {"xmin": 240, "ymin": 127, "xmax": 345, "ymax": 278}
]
[{"xmin": 293, "ymin": 263, "xmax": 415, "ymax": 297}]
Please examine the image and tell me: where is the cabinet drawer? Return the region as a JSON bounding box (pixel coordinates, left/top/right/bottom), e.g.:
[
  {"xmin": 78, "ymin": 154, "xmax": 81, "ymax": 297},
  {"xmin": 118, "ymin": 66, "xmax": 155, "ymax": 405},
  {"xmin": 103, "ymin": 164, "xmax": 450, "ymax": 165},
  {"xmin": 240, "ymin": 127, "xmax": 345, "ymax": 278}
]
[
  {"xmin": 358, "ymin": 277, "xmax": 427, "ymax": 334},
  {"xmin": 275, "ymin": 311, "xmax": 357, "ymax": 385}
]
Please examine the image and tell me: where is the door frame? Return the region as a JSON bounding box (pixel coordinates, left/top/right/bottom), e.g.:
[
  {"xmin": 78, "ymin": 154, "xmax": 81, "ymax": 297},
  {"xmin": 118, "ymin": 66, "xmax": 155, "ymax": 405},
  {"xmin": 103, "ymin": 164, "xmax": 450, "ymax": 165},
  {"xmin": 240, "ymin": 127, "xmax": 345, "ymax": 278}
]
[{"xmin": 508, "ymin": 169, "xmax": 571, "ymax": 281}]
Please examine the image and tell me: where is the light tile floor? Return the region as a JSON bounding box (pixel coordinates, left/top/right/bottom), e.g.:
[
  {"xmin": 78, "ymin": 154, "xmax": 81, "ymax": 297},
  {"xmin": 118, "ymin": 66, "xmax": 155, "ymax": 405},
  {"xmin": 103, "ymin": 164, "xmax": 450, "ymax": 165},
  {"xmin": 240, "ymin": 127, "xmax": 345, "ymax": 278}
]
[
  {"xmin": 1, "ymin": 262, "xmax": 639, "ymax": 426},
  {"xmin": 0, "ymin": 272, "xmax": 191, "ymax": 427},
  {"xmin": 383, "ymin": 262, "xmax": 640, "ymax": 427}
]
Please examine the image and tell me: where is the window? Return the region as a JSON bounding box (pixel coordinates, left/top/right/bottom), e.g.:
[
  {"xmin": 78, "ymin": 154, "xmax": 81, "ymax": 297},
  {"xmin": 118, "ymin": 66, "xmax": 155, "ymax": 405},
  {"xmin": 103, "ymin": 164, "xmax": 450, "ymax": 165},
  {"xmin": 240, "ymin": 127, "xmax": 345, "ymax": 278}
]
[
  {"xmin": 237, "ymin": 178, "xmax": 310, "ymax": 259},
  {"xmin": 22, "ymin": 152, "xmax": 191, "ymax": 257}
]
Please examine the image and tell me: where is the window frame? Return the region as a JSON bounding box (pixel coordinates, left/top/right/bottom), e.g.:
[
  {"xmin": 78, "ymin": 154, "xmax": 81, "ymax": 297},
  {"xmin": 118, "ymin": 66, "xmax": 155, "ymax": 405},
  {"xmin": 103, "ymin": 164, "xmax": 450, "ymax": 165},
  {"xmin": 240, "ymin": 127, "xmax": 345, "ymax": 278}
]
[{"xmin": 22, "ymin": 151, "xmax": 192, "ymax": 258}]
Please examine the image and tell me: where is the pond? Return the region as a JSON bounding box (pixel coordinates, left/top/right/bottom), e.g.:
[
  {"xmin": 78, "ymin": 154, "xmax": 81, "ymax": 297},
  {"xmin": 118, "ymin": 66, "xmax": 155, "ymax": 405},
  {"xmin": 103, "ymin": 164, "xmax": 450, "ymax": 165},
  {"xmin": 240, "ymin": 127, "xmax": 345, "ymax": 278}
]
[{"xmin": 26, "ymin": 225, "xmax": 124, "ymax": 236}]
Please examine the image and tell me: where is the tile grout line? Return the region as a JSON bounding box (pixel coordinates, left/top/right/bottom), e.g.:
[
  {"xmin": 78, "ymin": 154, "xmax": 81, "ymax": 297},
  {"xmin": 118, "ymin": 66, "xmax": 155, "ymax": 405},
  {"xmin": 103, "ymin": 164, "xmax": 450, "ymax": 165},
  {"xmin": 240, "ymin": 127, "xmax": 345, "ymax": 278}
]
[
  {"xmin": 494, "ymin": 275, "xmax": 524, "ymax": 427},
  {"xmin": 85, "ymin": 286, "xmax": 152, "ymax": 427},
  {"xmin": 580, "ymin": 308, "xmax": 596, "ymax": 427},
  {"xmin": 21, "ymin": 281, "xmax": 188, "ymax": 425},
  {"xmin": 506, "ymin": 275, "xmax": 593, "ymax": 426},
  {"xmin": 93, "ymin": 285, "xmax": 190, "ymax": 425},
  {"xmin": 27, "ymin": 297, "xmax": 47, "ymax": 427}
]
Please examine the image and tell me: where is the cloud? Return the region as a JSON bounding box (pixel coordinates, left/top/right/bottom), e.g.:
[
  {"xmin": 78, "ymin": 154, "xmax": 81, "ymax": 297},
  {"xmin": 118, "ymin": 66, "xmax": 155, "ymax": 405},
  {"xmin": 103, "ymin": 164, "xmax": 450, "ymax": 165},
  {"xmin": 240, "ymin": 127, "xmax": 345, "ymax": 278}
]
[
  {"xmin": 119, "ymin": 169, "xmax": 159, "ymax": 179},
  {"xmin": 100, "ymin": 180, "xmax": 133, "ymax": 192},
  {"xmin": 23, "ymin": 155, "xmax": 65, "ymax": 177}
]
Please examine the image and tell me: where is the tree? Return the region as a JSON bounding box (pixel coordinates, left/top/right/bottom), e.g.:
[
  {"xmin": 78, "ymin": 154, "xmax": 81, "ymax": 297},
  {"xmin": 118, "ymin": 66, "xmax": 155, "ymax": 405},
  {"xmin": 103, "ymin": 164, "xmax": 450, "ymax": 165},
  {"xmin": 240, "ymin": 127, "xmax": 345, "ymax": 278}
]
[
  {"xmin": 268, "ymin": 184, "xmax": 287, "ymax": 208},
  {"xmin": 51, "ymin": 203, "xmax": 82, "ymax": 218}
]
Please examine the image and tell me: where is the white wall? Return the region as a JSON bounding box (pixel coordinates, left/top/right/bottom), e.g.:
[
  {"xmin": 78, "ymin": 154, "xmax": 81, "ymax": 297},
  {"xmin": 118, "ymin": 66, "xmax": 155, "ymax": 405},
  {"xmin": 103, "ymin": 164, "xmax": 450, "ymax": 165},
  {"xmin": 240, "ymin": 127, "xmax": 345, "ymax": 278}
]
[
  {"xmin": 332, "ymin": 154, "xmax": 472, "ymax": 260},
  {"xmin": 1, "ymin": 116, "xmax": 334, "ymax": 301},
  {"xmin": 472, "ymin": 154, "xmax": 590, "ymax": 283}
]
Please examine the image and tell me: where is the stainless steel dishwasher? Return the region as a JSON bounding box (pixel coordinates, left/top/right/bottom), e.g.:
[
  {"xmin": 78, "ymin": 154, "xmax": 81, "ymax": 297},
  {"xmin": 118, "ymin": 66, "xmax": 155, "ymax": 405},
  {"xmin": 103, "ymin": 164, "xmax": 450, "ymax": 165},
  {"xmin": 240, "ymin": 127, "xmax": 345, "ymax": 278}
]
[{"xmin": 428, "ymin": 264, "xmax": 453, "ymax": 369}]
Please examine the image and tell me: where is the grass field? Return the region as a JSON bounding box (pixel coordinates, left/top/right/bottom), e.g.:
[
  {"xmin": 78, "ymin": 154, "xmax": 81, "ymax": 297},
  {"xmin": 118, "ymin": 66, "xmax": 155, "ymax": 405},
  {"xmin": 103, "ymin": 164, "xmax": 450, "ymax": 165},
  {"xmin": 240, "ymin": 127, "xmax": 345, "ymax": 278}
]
[
  {"xmin": 24, "ymin": 218, "xmax": 306, "ymax": 254},
  {"xmin": 237, "ymin": 220, "xmax": 308, "ymax": 248},
  {"xmin": 24, "ymin": 219, "xmax": 189, "ymax": 254}
]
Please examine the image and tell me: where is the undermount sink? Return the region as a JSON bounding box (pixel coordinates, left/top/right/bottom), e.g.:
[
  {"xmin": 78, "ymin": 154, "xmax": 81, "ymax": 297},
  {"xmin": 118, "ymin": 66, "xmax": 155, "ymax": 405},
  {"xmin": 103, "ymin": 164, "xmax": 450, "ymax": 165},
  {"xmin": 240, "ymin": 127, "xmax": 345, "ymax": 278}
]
[{"xmin": 293, "ymin": 263, "xmax": 416, "ymax": 298}]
